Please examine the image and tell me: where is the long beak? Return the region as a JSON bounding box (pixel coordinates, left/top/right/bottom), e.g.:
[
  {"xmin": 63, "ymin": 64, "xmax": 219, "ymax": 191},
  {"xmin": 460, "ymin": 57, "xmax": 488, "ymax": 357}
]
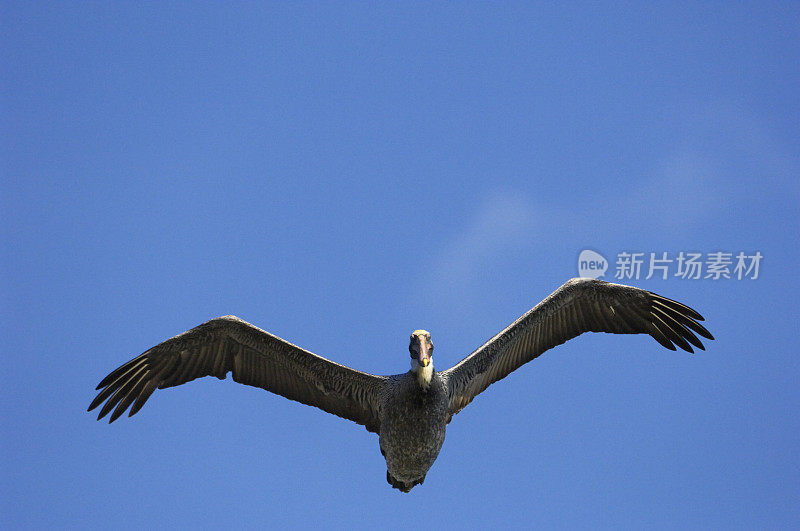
[{"xmin": 417, "ymin": 342, "xmax": 431, "ymax": 367}]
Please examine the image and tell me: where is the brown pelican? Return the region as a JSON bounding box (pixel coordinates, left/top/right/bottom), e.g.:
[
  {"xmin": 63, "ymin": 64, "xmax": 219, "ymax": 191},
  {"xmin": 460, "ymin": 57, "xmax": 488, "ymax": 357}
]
[{"xmin": 88, "ymin": 278, "xmax": 713, "ymax": 492}]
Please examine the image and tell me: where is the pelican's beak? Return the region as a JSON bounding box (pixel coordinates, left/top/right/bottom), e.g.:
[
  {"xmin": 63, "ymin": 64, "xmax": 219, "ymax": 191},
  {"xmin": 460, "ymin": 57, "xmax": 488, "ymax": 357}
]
[{"xmin": 417, "ymin": 341, "xmax": 431, "ymax": 367}]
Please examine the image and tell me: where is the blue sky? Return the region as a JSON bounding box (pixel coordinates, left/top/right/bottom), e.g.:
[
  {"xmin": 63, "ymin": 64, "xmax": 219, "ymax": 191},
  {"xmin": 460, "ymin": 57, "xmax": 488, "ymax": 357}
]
[{"xmin": 3, "ymin": 2, "xmax": 798, "ymax": 528}]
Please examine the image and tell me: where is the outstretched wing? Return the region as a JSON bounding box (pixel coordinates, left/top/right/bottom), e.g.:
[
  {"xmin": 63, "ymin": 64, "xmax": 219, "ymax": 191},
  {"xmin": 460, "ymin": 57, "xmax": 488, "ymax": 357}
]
[
  {"xmin": 441, "ymin": 278, "xmax": 713, "ymax": 418},
  {"xmin": 88, "ymin": 316, "xmax": 388, "ymax": 432}
]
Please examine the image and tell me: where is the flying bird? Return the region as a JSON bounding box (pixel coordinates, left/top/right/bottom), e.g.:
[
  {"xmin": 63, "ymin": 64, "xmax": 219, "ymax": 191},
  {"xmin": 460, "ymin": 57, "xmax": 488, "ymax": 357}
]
[{"xmin": 89, "ymin": 278, "xmax": 713, "ymax": 492}]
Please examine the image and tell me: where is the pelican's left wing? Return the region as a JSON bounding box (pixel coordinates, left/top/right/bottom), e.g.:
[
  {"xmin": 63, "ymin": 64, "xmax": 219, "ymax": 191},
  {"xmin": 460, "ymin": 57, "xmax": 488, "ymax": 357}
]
[{"xmin": 441, "ymin": 278, "xmax": 713, "ymax": 418}]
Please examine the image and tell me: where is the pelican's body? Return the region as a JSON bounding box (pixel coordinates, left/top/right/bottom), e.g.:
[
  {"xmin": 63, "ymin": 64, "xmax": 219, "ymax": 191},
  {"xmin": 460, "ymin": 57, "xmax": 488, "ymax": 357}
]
[
  {"xmin": 89, "ymin": 278, "xmax": 714, "ymax": 492},
  {"xmin": 379, "ymin": 369, "xmax": 449, "ymax": 490}
]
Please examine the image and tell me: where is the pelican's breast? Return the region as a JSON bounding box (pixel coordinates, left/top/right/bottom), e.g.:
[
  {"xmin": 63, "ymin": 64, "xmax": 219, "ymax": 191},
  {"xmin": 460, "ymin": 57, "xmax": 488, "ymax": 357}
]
[{"xmin": 378, "ymin": 372, "xmax": 449, "ymax": 481}]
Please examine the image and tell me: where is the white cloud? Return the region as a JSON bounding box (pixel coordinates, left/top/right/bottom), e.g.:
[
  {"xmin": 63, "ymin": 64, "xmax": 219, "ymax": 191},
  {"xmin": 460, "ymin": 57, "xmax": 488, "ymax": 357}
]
[
  {"xmin": 416, "ymin": 191, "xmax": 540, "ymax": 311},
  {"xmin": 622, "ymin": 101, "xmax": 797, "ymax": 233}
]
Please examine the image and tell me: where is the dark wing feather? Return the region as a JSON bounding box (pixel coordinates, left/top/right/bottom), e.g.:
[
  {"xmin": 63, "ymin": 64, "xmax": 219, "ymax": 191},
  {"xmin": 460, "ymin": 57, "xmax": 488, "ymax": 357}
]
[
  {"xmin": 89, "ymin": 316, "xmax": 387, "ymax": 432},
  {"xmin": 441, "ymin": 278, "xmax": 713, "ymax": 418}
]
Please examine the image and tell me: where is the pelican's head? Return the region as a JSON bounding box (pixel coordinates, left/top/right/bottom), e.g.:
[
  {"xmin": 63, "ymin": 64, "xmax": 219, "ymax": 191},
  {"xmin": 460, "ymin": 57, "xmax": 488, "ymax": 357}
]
[{"xmin": 409, "ymin": 330, "xmax": 434, "ymax": 388}]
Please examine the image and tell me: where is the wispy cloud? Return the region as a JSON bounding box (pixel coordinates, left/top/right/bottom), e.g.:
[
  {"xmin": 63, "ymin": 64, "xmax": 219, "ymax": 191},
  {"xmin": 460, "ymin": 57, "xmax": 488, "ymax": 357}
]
[
  {"xmin": 412, "ymin": 102, "xmax": 797, "ymax": 314},
  {"xmin": 415, "ymin": 191, "xmax": 541, "ymax": 312},
  {"xmin": 621, "ymin": 101, "xmax": 798, "ymax": 233}
]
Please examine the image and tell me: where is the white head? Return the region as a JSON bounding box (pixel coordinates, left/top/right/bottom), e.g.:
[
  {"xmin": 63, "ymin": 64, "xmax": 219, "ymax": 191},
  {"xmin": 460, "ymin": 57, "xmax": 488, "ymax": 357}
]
[{"xmin": 409, "ymin": 330, "xmax": 434, "ymax": 389}]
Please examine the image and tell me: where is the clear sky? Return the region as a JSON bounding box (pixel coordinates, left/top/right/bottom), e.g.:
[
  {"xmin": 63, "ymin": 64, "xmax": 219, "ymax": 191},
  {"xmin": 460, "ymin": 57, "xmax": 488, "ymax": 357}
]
[{"xmin": 3, "ymin": 2, "xmax": 799, "ymax": 528}]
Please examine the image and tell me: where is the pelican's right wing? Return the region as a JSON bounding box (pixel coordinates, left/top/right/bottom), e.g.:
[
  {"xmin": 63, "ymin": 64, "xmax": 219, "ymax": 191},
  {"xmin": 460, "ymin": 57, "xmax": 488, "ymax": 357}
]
[
  {"xmin": 441, "ymin": 278, "xmax": 713, "ymax": 418},
  {"xmin": 89, "ymin": 316, "xmax": 388, "ymax": 433}
]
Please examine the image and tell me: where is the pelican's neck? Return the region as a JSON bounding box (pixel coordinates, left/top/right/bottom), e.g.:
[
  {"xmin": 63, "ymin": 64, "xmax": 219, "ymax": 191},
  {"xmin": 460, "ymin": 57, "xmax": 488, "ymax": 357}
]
[{"xmin": 411, "ymin": 359, "xmax": 434, "ymax": 389}]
